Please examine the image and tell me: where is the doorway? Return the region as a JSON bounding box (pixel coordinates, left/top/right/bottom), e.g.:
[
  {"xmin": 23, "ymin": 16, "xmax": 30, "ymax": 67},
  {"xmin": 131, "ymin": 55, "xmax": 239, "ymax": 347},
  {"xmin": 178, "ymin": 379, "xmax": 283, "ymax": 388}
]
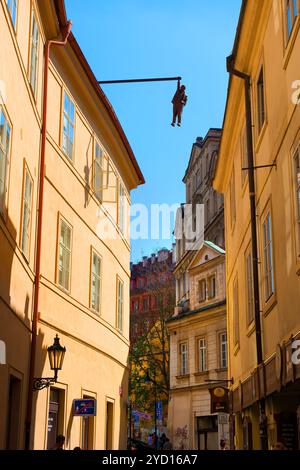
[
  {"xmin": 196, "ymin": 415, "xmax": 218, "ymax": 450},
  {"xmin": 47, "ymin": 388, "xmax": 64, "ymax": 450},
  {"xmin": 106, "ymin": 400, "xmax": 114, "ymax": 450},
  {"xmin": 81, "ymin": 396, "xmax": 95, "ymax": 450},
  {"xmin": 6, "ymin": 375, "xmax": 21, "ymax": 449}
]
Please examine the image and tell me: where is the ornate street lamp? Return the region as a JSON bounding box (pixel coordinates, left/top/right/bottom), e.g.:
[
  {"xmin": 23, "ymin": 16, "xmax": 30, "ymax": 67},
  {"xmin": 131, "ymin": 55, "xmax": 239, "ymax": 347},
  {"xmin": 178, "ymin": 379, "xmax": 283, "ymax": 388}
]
[{"xmin": 33, "ymin": 335, "xmax": 66, "ymax": 390}]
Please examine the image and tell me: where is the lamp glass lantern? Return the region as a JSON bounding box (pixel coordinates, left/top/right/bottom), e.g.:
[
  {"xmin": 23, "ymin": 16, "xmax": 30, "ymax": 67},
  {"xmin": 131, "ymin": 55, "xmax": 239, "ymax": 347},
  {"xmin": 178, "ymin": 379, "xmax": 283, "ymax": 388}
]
[{"xmin": 47, "ymin": 334, "xmax": 66, "ymax": 380}]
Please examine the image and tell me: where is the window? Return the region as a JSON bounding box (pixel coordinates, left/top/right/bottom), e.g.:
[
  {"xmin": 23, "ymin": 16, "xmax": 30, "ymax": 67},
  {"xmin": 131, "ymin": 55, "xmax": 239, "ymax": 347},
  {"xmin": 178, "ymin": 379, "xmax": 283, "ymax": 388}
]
[
  {"xmin": 220, "ymin": 332, "xmax": 227, "ymax": 369},
  {"xmin": 198, "ymin": 338, "xmax": 207, "ymax": 372},
  {"xmin": 198, "ymin": 279, "xmax": 206, "ymax": 302},
  {"xmin": 262, "ymin": 212, "xmax": 275, "ymax": 300},
  {"xmin": 293, "ymin": 147, "xmax": 300, "ymax": 255},
  {"xmin": 179, "ymin": 342, "xmax": 188, "ymax": 375},
  {"xmin": 90, "ymin": 250, "xmax": 101, "ymax": 313},
  {"xmin": 241, "ymin": 126, "xmax": 248, "ymax": 185},
  {"xmin": 133, "ymin": 300, "xmax": 139, "ymax": 312},
  {"xmin": 93, "ymin": 142, "xmax": 103, "ymax": 201},
  {"xmin": 245, "ymin": 246, "xmax": 255, "ymax": 324},
  {"xmin": 29, "ymin": 10, "xmax": 39, "ymax": 96},
  {"xmin": 208, "ymin": 275, "xmax": 216, "ymax": 300},
  {"xmin": 6, "ymin": 0, "xmax": 17, "ymax": 29},
  {"xmin": 230, "ymin": 167, "xmax": 236, "ymax": 228},
  {"xmin": 233, "ymin": 277, "xmax": 240, "ymax": 346},
  {"xmin": 118, "ymin": 181, "xmax": 125, "ymax": 234},
  {"xmin": 62, "ymin": 91, "xmax": 75, "ymax": 160},
  {"xmin": 285, "ymin": 0, "xmax": 298, "ymax": 39},
  {"xmin": 143, "ymin": 297, "xmax": 149, "ymax": 311},
  {"xmin": 257, "ymin": 67, "xmax": 265, "ymax": 134},
  {"xmin": 0, "ymin": 109, "xmax": 11, "ymax": 214},
  {"xmin": 57, "ymin": 217, "xmax": 72, "ymax": 291},
  {"xmin": 116, "ymin": 277, "xmax": 124, "ymax": 331},
  {"xmin": 21, "ymin": 165, "xmax": 33, "ymax": 259}
]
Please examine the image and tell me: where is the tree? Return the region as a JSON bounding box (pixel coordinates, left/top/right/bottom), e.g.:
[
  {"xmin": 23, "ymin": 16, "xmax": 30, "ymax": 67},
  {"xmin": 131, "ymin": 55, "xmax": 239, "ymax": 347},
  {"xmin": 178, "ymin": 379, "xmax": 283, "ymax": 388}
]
[{"xmin": 129, "ymin": 273, "xmax": 175, "ymax": 416}]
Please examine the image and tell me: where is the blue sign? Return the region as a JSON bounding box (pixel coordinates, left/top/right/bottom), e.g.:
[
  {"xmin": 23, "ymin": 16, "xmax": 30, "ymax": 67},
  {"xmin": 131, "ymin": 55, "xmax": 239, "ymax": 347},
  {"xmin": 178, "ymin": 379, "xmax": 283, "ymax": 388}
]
[
  {"xmin": 73, "ymin": 399, "xmax": 97, "ymax": 416},
  {"xmin": 155, "ymin": 401, "xmax": 163, "ymax": 422}
]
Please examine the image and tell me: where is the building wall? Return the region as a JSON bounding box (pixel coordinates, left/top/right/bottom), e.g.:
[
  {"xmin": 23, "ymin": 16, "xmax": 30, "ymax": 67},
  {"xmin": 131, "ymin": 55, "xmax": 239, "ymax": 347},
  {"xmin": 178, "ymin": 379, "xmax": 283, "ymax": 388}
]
[
  {"xmin": 130, "ymin": 249, "xmax": 175, "ymax": 342},
  {"xmin": 167, "ymin": 245, "xmax": 228, "ymax": 450},
  {"xmin": 0, "ymin": 0, "xmax": 142, "ymax": 450},
  {"xmin": 214, "ymin": 0, "xmax": 300, "ymax": 450}
]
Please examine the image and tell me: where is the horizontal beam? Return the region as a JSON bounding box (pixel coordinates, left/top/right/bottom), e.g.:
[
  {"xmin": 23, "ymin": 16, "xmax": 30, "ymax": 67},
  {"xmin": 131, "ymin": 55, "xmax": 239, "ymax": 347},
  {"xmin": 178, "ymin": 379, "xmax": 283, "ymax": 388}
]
[{"xmin": 98, "ymin": 76, "xmax": 182, "ymax": 85}]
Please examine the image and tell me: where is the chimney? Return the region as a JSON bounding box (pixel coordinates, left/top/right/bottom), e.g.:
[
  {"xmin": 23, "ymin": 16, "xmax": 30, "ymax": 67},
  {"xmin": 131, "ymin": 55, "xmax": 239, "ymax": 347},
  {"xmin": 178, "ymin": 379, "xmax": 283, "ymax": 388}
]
[
  {"xmin": 151, "ymin": 253, "xmax": 156, "ymax": 264},
  {"xmin": 143, "ymin": 256, "xmax": 148, "ymax": 267}
]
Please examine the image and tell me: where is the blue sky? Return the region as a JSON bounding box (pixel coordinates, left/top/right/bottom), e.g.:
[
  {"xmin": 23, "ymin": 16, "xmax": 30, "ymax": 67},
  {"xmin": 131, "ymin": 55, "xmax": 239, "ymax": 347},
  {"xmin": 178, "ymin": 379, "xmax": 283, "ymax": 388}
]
[{"xmin": 65, "ymin": 0, "xmax": 242, "ymax": 262}]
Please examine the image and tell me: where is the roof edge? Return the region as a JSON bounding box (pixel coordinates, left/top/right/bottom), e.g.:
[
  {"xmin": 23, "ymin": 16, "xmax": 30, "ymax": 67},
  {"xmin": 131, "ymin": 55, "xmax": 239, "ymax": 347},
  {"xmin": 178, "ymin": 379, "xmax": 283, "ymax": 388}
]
[{"xmin": 54, "ymin": 0, "xmax": 145, "ymax": 185}]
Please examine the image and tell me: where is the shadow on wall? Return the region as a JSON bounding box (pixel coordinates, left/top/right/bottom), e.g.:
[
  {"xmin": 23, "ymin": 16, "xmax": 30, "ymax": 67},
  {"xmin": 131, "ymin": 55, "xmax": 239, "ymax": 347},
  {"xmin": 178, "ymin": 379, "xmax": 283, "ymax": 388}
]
[
  {"xmin": 30, "ymin": 328, "xmax": 47, "ymax": 449},
  {"xmin": 118, "ymin": 357, "xmax": 130, "ymax": 451}
]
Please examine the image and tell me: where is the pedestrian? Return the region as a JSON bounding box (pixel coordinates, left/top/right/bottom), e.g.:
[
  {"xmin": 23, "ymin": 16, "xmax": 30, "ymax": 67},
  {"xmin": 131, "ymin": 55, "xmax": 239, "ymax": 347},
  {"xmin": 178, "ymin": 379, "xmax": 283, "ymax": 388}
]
[
  {"xmin": 147, "ymin": 433, "xmax": 153, "ymax": 447},
  {"xmin": 73, "ymin": 446, "xmax": 81, "ymax": 451},
  {"xmin": 152, "ymin": 432, "xmax": 157, "ymax": 449},
  {"xmin": 159, "ymin": 433, "xmax": 166, "ymax": 449},
  {"xmin": 171, "ymin": 80, "xmax": 188, "ymax": 127},
  {"xmin": 51, "ymin": 434, "xmax": 65, "ymax": 450},
  {"xmin": 162, "ymin": 437, "xmax": 173, "ymax": 450},
  {"xmin": 220, "ymin": 439, "xmax": 227, "ymax": 450}
]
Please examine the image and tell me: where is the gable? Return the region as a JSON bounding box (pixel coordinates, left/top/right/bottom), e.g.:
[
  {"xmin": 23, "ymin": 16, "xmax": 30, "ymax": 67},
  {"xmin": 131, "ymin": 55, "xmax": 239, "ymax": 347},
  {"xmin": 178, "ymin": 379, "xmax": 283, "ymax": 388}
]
[{"xmin": 188, "ymin": 242, "xmax": 225, "ymax": 271}]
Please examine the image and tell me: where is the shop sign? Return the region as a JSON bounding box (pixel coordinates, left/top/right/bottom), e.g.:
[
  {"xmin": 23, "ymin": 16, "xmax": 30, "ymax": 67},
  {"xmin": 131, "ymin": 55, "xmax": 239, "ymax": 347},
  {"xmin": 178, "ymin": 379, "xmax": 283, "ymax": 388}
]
[
  {"xmin": 209, "ymin": 387, "xmax": 229, "ymax": 414},
  {"xmin": 73, "ymin": 398, "xmax": 97, "ymax": 416}
]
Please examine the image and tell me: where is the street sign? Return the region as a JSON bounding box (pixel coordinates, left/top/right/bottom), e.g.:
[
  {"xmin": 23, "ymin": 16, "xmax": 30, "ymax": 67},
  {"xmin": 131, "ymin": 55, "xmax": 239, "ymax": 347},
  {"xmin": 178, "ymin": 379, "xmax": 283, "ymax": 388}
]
[
  {"xmin": 73, "ymin": 398, "xmax": 97, "ymax": 416},
  {"xmin": 156, "ymin": 401, "xmax": 163, "ymax": 423}
]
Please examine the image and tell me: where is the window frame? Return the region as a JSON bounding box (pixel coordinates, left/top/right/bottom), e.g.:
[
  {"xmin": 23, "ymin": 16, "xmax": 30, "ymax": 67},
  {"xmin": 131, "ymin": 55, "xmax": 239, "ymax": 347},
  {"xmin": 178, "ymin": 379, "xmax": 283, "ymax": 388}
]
[
  {"xmin": 56, "ymin": 214, "xmax": 73, "ymax": 293},
  {"xmin": 245, "ymin": 243, "xmax": 255, "ymax": 326},
  {"xmin": 6, "ymin": 0, "xmax": 18, "ymax": 31},
  {"xmin": 207, "ymin": 274, "xmax": 216, "ymax": 300},
  {"xmin": 90, "ymin": 247, "xmax": 102, "ymax": 315},
  {"xmin": 179, "ymin": 341, "xmax": 188, "ymax": 376},
  {"xmin": 233, "ymin": 276, "xmax": 240, "ymax": 348},
  {"xmin": 292, "ymin": 145, "xmax": 300, "ymax": 258},
  {"xmin": 284, "ymin": 0, "xmax": 299, "ymax": 41},
  {"xmin": 117, "ymin": 180, "xmax": 126, "ymax": 234},
  {"xmin": 20, "ymin": 160, "xmax": 34, "ymax": 261},
  {"xmin": 0, "ymin": 107, "xmax": 12, "ymax": 217},
  {"xmin": 198, "ymin": 278, "xmax": 207, "ymax": 303},
  {"xmin": 256, "ymin": 66, "xmax": 266, "ymax": 136},
  {"xmin": 28, "ymin": 7, "xmax": 39, "ymax": 98},
  {"xmin": 197, "ymin": 337, "xmax": 207, "ymax": 373},
  {"xmin": 92, "ymin": 139, "xmax": 103, "ymax": 202},
  {"xmin": 229, "ymin": 166, "xmax": 236, "ymax": 230},
  {"xmin": 262, "ymin": 210, "xmax": 275, "ymax": 302},
  {"xmin": 219, "ymin": 332, "xmax": 228, "ymax": 369},
  {"xmin": 116, "ymin": 276, "xmax": 124, "ymax": 333},
  {"xmin": 61, "ymin": 89, "xmax": 75, "ymax": 161}
]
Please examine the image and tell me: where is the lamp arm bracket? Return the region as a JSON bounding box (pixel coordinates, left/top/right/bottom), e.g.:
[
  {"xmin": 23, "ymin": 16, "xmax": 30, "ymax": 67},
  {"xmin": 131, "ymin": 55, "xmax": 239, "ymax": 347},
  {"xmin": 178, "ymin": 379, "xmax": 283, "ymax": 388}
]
[{"xmin": 33, "ymin": 377, "xmax": 56, "ymax": 391}]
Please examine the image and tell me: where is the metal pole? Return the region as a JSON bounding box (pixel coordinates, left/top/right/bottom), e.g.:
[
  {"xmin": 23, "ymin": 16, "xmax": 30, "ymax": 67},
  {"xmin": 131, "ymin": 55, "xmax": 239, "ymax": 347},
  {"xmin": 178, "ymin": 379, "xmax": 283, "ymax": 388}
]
[
  {"xmin": 154, "ymin": 373, "xmax": 157, "ymax": 449},
  {"xmin": 98, "ymin": 76, "xmax": 182, "ymax": 85},
  {"xmin": 226, "ymin": 55, "xmax": 268, "ymax": 451}
]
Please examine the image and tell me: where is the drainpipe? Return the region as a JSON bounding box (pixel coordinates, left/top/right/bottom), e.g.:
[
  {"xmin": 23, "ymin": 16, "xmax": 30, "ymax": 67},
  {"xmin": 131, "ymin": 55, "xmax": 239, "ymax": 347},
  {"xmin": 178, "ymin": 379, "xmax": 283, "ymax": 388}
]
[
  {"xmin": 25, "ymin": 20, "xmax": 72, "ymax": 451},
  {"xmin": 226, "ymin": 54, "xmax": 268, "ymax": 451}
]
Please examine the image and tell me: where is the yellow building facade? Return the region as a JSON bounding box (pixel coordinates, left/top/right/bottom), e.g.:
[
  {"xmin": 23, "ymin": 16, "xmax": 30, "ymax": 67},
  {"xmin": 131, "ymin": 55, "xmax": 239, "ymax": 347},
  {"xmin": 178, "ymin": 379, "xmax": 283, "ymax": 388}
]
[
  {"xmin": 0, "ymin": 0, "xmax": 143, "ymax": 450},
  {"xmin": 214, "ymin": 0, "xmax": 300, "ymax": 450},
  {"xmin": 167, "ymin": 242, "xmax": 228, "ymax": 450}
]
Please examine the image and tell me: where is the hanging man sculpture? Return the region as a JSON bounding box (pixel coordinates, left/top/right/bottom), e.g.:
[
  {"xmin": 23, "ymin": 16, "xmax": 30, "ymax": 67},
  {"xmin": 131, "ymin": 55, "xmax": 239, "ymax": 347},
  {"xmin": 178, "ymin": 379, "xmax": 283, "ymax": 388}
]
[{"xmin": 171, "ymin": 80, "xmax": 187, "ymax": 127}]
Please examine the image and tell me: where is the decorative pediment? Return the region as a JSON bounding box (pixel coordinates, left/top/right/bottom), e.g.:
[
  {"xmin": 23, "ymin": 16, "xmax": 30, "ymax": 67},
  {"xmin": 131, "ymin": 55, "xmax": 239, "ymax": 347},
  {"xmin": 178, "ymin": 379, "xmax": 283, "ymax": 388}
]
[{"xmin": 188, "ymin": 241, "xmax": 225, "ymax": 271}]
